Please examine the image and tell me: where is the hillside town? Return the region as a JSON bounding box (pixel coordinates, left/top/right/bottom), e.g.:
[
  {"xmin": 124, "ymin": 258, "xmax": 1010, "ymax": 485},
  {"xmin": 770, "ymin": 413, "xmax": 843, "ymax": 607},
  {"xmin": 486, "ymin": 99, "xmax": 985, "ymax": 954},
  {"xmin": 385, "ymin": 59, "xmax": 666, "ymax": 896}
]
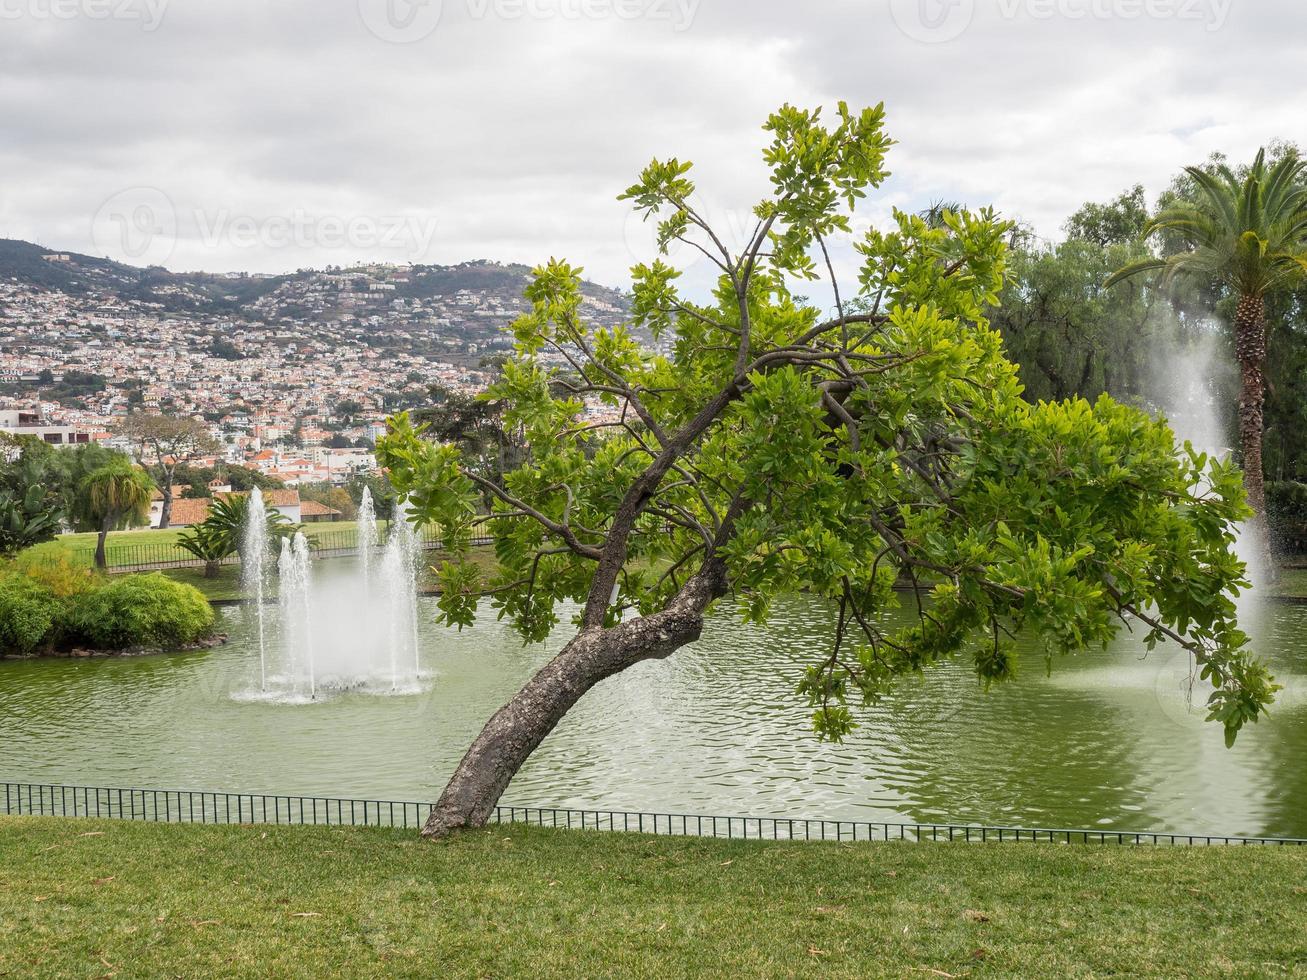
[{"xmin": 0, "ymin": 250, "xmax": 629, "ymax": 487}]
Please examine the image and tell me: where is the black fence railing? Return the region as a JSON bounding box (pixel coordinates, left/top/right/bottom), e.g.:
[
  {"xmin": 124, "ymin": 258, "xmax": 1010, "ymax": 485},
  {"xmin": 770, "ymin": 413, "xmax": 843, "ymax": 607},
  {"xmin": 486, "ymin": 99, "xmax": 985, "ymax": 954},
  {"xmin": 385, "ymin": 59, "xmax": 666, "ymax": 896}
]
[
  {"xmin": 4, "ymin": 782, "xmax": 1305, "ymax": 847},
  {"xmin": 101, "ymin": 529, "xmax": 494, "ymax": 572}
]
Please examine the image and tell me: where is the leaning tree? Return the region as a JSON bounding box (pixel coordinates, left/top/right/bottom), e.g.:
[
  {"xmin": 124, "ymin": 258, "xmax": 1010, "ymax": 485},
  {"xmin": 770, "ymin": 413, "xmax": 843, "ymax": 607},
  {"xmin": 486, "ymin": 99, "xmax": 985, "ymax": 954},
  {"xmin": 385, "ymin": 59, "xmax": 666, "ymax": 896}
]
[{"xmin": 379, "ymin": 103, "xmax": 1277, "ymax": 838}]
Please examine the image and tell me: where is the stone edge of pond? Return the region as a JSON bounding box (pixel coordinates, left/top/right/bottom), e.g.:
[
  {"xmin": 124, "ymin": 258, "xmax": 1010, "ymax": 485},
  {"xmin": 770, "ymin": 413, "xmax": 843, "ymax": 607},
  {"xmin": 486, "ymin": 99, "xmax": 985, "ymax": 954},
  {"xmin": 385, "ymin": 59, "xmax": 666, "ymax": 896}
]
[{"xmin": 1, "ymin": 634, "xmax": 229, "ymax": 661}]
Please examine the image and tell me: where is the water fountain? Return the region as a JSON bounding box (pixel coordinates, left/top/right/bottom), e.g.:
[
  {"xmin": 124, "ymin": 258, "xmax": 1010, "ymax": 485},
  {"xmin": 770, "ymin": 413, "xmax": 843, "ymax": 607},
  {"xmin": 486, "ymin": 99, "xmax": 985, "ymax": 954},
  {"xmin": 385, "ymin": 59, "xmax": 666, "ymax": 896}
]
[
  {"xmin": 243, "ymin": 488, "xmax": 425, "ymax": 700},
  {"xmin": 243, "ymin": 487, "xmax": 270, "ymax": 690}
]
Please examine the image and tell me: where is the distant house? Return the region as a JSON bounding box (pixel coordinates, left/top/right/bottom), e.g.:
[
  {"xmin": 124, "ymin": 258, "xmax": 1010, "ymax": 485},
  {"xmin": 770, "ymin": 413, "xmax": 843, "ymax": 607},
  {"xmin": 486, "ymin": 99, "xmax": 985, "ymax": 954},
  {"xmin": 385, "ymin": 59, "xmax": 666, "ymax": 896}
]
[
  {"xmin": 148, "ymin": 485, "xmax": 193, "ymax": 526},
  {"xmin": 299, "ymin": 500, "xmax": 342, "ymax": 523},
  {"xmin": 0, "ymin": 409, "xmax": 92, "ymax": 447},
  {"xmin": 166, "ymin": 489, "xmax": 303, "ymax": 527}
]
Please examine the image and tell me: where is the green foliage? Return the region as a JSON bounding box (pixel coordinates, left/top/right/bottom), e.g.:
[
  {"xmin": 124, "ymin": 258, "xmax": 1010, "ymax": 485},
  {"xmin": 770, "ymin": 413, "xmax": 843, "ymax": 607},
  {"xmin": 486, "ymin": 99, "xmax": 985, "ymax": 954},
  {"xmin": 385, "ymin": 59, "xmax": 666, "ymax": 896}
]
[
  {"xmin": 79, "ymin": 461, "xmax": 154, "ymax": 530},
  {"xmin": 993, "ymin": 190, "xmax": 1196, "ymax": 405},
  {"xmin": 0, "ymin": 437, "xmax": 130, "ymax": 532},
  {"xmin": 62, "ymin": 574, "xmax": 215, "ymax": 651},
  {"xmin": 296, "ymin": 483, "xmax": 357, "ymax": 521},
  {"xmin": 0, "ymin": 483, "xmax": 61, "ymax": 555},
  {"xmin": 7, "ymin": 544, "xmax": 100, "ymax": 598},
  {"xmin": 1108, "ymin": 148, "xmax": 1307, "ymax": 297},
  {"xmin": 176, "ymin": 493, "xmax": 300, "ymax": 566},
  {"xmin": 379, "ymin": 101, "xmax": 1276, "ymax": 748},
  {"xmin": 0, "ymin": 576, "xmax": 61, "ymax": 654},
  {"xmin": 1267, "ymin": 481, "xmax": 1307, "ymax": 553}
]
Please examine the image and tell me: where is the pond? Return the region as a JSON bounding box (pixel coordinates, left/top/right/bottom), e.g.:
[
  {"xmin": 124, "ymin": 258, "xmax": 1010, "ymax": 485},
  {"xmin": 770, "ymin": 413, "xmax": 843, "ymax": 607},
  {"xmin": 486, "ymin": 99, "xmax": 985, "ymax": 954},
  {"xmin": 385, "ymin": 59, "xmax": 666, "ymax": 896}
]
[{"xmin": 2, "ymin": 589, "xmax": 1304, "ymax": 838}]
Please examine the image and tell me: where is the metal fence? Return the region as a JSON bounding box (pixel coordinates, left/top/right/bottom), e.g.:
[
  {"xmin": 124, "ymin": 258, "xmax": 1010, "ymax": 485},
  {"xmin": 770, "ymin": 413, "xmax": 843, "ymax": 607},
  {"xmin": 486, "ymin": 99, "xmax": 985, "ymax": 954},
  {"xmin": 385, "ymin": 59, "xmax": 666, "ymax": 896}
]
[
  {"xmin": 4, "ymin": 781, "xmax": 1305, "ymax": 847},
  {"xmin": 102, "ymin": 529, "xmax": 494, "ymax": 572}
]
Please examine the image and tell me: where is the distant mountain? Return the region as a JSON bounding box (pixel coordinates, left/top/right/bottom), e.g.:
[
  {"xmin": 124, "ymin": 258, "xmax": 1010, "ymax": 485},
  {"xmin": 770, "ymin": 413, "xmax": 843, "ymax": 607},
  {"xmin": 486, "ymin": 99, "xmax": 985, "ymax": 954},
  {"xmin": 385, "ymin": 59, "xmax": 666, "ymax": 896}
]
[{"xmin": 0, "ymin": 240, "xmax": 629, "ymax": 327}]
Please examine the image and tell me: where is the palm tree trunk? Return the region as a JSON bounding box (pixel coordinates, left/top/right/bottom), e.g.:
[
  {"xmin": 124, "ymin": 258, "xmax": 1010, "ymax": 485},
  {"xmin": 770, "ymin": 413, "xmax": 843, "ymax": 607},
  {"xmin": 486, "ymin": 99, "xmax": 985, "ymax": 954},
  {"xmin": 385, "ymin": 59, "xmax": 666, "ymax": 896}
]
[{"xmin": 1234, "ymin": 293, "xmax": 1277, "ymax": 583}]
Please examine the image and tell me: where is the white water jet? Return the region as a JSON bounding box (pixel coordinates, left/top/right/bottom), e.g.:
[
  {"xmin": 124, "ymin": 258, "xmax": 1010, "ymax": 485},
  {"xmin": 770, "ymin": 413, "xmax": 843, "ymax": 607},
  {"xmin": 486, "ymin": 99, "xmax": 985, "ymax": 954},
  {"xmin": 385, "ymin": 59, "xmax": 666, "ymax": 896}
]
[
  {"xmin": 1158, "ymin": 333, "xmax": 1264, "ymax": 603},
  {"xmin": 244, "ymin": 494, "xmax": 425, "ymax": 700},
  {"xmin": 357, "ymin": 487, "xmax": 377, "ymax": 594},
  {"xmin": 242, "ymin": 487, "xmax": 270, "ymax": 691}
]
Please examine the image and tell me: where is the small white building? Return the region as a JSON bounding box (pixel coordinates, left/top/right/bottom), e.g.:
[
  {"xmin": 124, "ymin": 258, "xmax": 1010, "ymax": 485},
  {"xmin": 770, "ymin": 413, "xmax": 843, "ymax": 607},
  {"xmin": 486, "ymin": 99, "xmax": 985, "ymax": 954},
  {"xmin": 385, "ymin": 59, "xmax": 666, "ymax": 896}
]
[{"xmin": 0, "ymin": 409, "xmax": 93, "ymax": 447}]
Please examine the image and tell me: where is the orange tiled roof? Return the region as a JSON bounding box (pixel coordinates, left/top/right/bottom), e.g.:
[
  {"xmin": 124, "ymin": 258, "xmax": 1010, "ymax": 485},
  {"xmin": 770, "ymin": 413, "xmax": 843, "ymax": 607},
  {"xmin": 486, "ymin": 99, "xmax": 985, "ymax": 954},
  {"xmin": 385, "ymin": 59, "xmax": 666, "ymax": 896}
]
[
  {"xmin": 299, "ymin": 500, "xmax": 342, "ymax": 517},
  {"xmin": 216, "ymin": 489, "xmax": 300, "ymax": 507},
  {"xmin": 167, "ymin": 498, "xmax": 211, "ymax": 527}
]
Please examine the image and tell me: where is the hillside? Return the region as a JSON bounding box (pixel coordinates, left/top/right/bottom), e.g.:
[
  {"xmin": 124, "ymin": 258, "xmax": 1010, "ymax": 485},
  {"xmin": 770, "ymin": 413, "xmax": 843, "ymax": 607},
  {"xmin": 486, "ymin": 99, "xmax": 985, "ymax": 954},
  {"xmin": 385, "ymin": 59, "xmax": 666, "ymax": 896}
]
[{"xmin": 0, "ymin": 239, "xmax": 629, "ymax": 341}]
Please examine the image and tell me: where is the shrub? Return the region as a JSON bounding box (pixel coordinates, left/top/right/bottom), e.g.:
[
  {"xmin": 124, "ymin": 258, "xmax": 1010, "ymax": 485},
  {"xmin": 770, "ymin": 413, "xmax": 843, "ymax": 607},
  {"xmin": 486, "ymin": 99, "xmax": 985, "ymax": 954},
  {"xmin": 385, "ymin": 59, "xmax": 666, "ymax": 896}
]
[
  {"xmin": 0, "ymin": 576, "xmax": 61, "ymax": 655},
  {"xmin": 9, "ymin": 544, "xmax": 101, "ymax": 598},
  {"xmin": 63, "ymin": 574, "xmax": 215, "ymax": 650}
]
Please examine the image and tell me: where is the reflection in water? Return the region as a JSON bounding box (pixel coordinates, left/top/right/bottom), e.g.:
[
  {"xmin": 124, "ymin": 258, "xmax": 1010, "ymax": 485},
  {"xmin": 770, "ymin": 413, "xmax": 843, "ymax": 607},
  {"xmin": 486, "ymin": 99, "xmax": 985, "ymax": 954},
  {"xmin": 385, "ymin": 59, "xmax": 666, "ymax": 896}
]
[{"xmin": 0, "ymin": 593, "xmax": 1303, "ymax": 837}]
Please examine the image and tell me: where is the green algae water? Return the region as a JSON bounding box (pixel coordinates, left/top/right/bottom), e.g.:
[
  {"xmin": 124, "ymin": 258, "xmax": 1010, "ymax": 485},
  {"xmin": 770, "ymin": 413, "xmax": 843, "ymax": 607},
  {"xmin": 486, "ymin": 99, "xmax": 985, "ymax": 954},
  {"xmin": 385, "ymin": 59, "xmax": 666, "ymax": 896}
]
[{"xmin": 2, "ymin": 593, "xmax": 1304, "ymax": 838}]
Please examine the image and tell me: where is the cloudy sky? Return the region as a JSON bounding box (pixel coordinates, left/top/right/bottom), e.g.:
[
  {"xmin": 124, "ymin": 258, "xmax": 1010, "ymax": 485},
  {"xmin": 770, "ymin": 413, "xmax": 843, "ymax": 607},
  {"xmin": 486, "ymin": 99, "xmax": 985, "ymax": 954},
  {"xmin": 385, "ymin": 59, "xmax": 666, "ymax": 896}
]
[{"xmin": 2, "ymin": 0, "xmax": 1303, "ymax": 297}]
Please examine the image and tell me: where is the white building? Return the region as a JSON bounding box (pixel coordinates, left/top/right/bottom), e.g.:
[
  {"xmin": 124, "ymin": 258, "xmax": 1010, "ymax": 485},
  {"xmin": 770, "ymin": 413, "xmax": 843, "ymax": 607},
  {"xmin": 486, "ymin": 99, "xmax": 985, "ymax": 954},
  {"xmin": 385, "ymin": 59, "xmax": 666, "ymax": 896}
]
[{"xmin": 0, "ymin": 409, "xmax": 93, "ymax": 447}]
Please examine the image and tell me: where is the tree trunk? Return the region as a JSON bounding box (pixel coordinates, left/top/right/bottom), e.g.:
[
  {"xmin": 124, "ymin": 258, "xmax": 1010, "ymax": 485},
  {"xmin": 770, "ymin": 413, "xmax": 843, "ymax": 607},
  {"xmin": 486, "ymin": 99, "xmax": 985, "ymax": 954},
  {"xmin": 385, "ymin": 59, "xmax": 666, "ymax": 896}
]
[
  {"xmin": 157, "ymin": 479, "xmax": 173, "ymax": 529},
  {"xmin": 1234, "ymin": 293, "xmax": 1278, "ymax": 583},
  {"xmin": 94, "ymin": 515, "xmax": 111, "ymax": 570},
  {"xmin": 421, "ymin": 564, "xmax": 725, "ymax": 839},
  {"xmin": 204, "ymin": 560, "xmax": 222, "ymax": 579}
]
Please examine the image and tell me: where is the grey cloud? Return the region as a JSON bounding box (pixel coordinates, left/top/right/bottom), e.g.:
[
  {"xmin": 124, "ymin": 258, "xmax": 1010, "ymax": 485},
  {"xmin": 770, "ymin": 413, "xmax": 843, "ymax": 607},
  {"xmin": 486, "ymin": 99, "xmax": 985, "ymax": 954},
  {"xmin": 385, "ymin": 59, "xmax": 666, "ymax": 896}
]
[{"xmin": 0, "ymin": 0, "xmax": 1302, "ymax": 289}]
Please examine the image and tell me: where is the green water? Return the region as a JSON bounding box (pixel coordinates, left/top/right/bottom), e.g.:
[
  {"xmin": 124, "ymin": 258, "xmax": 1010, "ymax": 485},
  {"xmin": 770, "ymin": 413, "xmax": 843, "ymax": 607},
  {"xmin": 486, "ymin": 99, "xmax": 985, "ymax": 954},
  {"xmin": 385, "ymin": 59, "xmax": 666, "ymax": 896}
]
[{"xmin": 1, "ymin": 593, "xmax": 1304, "ymax": 837}]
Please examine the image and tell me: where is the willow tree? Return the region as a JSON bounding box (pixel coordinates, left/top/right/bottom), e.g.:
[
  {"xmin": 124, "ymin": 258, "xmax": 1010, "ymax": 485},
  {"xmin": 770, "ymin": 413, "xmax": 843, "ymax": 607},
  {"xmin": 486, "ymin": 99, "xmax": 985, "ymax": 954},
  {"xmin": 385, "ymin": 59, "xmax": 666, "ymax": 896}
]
[
  {"xmin": 380, "ymin": 103, "xmax": 1277, "ymax": 838},
  {"xmin": 1107, "ymin": 150, "xmax": 1307, "ymax": 566}
]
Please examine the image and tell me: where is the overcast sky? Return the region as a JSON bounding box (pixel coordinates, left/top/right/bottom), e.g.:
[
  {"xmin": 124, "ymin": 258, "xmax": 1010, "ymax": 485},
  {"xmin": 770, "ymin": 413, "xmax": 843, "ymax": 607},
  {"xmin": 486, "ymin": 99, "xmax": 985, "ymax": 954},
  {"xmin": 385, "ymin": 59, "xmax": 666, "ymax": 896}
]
[{"xmin": 2, "ymin": 0, "xmax": 1303, "ymax": 297}]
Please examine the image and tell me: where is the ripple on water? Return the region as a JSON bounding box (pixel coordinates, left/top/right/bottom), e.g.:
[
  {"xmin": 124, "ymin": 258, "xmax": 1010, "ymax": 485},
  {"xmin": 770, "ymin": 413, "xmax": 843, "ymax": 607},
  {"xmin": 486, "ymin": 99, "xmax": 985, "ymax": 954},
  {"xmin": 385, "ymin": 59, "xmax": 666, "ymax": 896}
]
[{"xmin": 0, "ymin": 595, "xmax": 1304, "ymax": 836}]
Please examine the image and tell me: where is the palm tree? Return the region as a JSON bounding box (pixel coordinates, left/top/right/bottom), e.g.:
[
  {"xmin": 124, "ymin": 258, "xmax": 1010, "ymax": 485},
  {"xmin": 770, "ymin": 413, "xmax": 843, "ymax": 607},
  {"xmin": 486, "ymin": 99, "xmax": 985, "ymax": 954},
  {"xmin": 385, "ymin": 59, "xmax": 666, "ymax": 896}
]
[
  {"xmin": 1107, "ymin": 149, "xmax": 1307, "ymax": 569},
  {"xmin": 176, "ymin": 493, "xmax": 300, "ymax": 577},
  {"xmin": 79, "ymin": 463, "xmax": 154, "ymax": 569},
  {"xmin": 175, "ymin": 522, "xmax": 233, "ymax": 579}
]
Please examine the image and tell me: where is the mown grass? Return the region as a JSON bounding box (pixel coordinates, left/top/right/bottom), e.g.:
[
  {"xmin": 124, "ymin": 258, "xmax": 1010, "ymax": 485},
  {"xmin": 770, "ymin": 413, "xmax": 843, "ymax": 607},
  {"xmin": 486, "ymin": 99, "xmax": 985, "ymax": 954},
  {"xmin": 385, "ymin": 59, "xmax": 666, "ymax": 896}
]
[
  {"xmin": 1, "ymin": 817, "xmax": 1303, "ymax": 978},
  {"xmin": 153, "ymin": 546, "xmax": 501, "ymax": 602},
  {"xmin": 50, "ymin": 521, "xmax": 371, "ymax": 565},
  {"xmin": 1268, "ymin": 566, "xmax": 1307, "ymax": 599}
]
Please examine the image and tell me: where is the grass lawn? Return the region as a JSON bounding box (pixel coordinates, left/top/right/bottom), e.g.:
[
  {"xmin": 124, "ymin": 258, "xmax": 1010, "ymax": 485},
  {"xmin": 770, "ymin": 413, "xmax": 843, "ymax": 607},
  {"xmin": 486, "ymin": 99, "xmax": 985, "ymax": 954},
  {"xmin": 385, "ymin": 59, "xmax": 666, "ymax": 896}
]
[
  {"xmin": 158, "ymin": 565, "xmax": 248, "ymax": 602},
  {"xmin": 1268, "ymin": 566, "xmax": 1307, "ymax": 599},
  {"xmin": 1, "ymin": 818, "xmax": 1303, "ymax": 978},
  {"xmin": 50, "ymin": 521, "xmax": 378, "ymax": 566},
  {"xmin": 149, "ymin": 546, "xmax": 501, "ymax": 602}
]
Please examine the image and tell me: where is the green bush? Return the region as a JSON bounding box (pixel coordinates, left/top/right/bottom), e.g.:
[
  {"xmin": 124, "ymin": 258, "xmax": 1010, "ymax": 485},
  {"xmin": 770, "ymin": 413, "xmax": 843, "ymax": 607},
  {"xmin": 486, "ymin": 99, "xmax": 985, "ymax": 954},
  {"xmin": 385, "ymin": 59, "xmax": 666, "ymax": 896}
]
[
  {"xmin": 8, "ymin": 544, "xmax": 101, "ymax": 598},
  {"xmin": 1267, "ymin": 482, "xmax": 1307, "ymax": 555},
  {"xmin": 0, "ymin": 576, "xmax": 61, "ymax": 655},
  {"xmin": 63, "ymin": 574, "xmax": 215, "ymax": 650}
]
